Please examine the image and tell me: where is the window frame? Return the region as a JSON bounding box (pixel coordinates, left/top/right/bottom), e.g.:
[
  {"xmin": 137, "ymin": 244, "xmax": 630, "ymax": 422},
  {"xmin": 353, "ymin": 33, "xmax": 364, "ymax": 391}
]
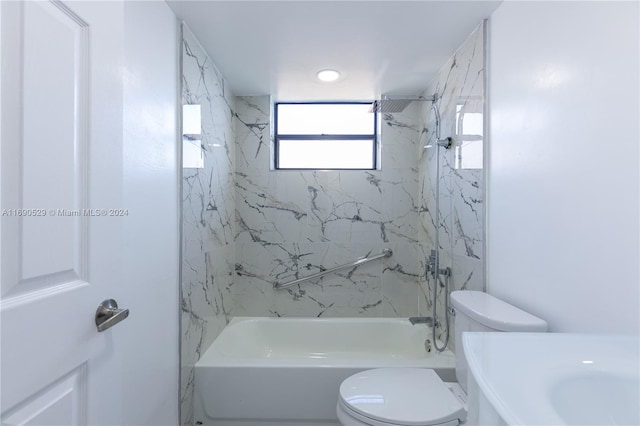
[{"xmin": 274, "ymin": 102, "xmax": 378, "ymax": 171}]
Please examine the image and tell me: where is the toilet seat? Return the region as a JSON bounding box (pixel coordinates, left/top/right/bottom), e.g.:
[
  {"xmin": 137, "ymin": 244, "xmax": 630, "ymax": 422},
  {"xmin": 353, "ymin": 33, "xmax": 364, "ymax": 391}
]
[{"xmin": 338, "ymin": 368, "xmax": 466, "ymax": 426}]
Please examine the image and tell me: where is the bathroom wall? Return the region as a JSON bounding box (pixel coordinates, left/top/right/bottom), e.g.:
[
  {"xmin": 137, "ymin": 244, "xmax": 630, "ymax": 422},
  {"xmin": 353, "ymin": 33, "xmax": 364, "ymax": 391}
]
[
  {"xmin": 122, "ymin": 2, "xmax": 180, "ymax": 424},
  {"xmin": 233, "ymin": 96, "xmax": 428, "ymax": 318},
  {"xmin": 180, "ymin": 25, "xmax": 235, "ymax": 426},
  {"xmin": 418, "ymin": 24, "xmax": 485, "ymax": 348},
  {"xmin": 487, "ymin": 2, "xmax": 639, "ymax": 333}
]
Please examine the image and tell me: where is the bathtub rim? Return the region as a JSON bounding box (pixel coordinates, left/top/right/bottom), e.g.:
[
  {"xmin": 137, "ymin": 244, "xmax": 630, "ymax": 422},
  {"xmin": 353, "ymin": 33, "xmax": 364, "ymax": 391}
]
[{"xmin": 196, "ymin": 316, "xmax": 455, "ymax": 369}]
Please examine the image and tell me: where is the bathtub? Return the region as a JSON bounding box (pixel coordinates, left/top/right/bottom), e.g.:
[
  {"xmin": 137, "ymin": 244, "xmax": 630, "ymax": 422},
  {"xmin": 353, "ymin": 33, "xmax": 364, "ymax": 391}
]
[{"xmin": 194, "ymin": 317, "xmax": 455, "ymax": 426}]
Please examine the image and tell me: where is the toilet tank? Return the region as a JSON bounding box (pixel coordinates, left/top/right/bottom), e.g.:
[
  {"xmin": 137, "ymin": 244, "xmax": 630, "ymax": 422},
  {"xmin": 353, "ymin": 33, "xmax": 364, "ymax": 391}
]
[{"xmin": 450, "ymin": 291, "xmax": 547, "ymax": 393}]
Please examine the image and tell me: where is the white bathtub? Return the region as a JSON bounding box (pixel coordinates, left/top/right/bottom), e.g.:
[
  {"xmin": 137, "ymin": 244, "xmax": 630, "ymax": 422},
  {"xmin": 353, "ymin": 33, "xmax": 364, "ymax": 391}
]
[{"xmin": 194, "ymin": 317, "xmax": 455, "ymax": 426}]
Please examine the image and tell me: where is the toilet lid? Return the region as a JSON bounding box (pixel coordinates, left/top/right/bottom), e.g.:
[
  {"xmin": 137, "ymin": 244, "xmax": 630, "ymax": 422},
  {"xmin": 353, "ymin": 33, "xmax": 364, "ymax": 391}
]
[{"xmin": 339, "ymin": 368, "xmax": 466, "ymax": 426}]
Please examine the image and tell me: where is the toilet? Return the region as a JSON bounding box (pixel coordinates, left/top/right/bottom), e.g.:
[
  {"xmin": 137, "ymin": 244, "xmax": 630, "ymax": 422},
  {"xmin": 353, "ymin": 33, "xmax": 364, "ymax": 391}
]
[{"xmin": 336, "ymin": 290, "xmax": 547, "ymax": 426}]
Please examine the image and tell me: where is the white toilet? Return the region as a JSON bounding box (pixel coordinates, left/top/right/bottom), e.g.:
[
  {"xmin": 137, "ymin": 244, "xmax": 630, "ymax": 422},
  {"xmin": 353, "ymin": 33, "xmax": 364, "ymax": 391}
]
[{"xmin": 336, "ymin": 290, "xmax": 547, "ymax": 426}]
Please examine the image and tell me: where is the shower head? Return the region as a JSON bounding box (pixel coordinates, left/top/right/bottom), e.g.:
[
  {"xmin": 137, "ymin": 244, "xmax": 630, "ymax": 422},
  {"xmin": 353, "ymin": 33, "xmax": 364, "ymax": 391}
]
[
  {"xmin": 369, "ymin": 99, "xmax": 413, "ymax": 113},
  {"xmin": 369, "ymin": 94, "xmax": 438, "ymax": 113}
]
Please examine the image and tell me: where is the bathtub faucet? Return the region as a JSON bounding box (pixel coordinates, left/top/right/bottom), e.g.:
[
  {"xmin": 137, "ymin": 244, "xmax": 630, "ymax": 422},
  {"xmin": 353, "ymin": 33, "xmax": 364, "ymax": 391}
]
[{"xmin": 408, "ymin": 317, "xmax": 439, "ymax": 327}]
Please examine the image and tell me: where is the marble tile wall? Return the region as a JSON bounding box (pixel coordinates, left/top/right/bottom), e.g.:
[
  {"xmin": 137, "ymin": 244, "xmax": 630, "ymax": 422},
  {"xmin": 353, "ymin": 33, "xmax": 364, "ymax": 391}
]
[
  {"xmin": 234, "ymin": 96, "xmax": 428, "ymax": 318},
  {"xmin": 418, "ymin": 23, "xmax": 485, "ymax": 351},
  {"xmin": 180, "ymin": 25, "xmax": 235, "ymax": 426}
]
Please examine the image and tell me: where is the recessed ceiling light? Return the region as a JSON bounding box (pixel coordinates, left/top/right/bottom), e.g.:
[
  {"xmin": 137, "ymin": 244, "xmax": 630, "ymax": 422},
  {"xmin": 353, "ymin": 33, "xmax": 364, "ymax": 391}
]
[{"xmin": 316, "ymin": 69, "xmax": 340, "ymax": 82}]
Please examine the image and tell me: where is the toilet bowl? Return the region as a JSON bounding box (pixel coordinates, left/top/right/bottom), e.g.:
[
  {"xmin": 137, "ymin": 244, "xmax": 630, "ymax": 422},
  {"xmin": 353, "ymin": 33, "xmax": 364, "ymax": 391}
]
[
  {"xmin": 336, "ymin": 291, "xmax": 547, "ymax": 426},
  {"xmin": 336, "ymin": 368, "xmax": 467, "ymax": 426}
]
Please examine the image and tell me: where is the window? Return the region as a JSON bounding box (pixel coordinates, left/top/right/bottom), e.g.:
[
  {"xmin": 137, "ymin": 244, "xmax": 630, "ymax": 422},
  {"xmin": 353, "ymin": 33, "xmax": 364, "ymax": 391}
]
[{"xmin": 274, "ymin": 103, "xmax": 378, "ymax": 170}]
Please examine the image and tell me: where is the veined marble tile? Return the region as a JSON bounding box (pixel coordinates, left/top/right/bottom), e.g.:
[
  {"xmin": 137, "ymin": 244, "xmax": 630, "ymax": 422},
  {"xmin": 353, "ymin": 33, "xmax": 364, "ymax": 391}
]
[
  {"xmin": 183, "ymin": 168, "xmax": 235, "ymax": 249},
  {"xmin": 305, "ymin": 171, "xmax": 395, "ymax": 244},
  {"xmin": 384, "ymin": 169, "xmax": 425, "ymax": 244},
  {"xmin": 235, "ymin": 171, "xmax": 309, "ymax": 243},
  {"xmin": 381, "ymin": 106, "xmax": 421, "ymax": 145},
  {"xmin": 234, "ymin": 242, "xmax": 385, "ymax": 317},
  {"xmin": 381, "ymin": 242, "xmax": 428, "ymax": 317},
  {"xmin": 417, "ymin": 23, "xmax": 485, "ymax": 340},
  {"xmin": 451, "ymin": 253, "xmax": 484, "ymax": 293},
  {"xmin": 380, "ymin": 105, "xmax": 421, "ymax": 170},
  {"xmin": 451, "ymin": 169, "xmax": 483, "ymax": 259},
  {"xmin": 235, "ymin": 96, "xmax": 311, "ymax": 246},
  {"xmin": 235, "ymin": 96, "xmax": 271, "ymax": 176},
  {"xmin": 181, "ymin": 24, "xmax": 236, "ymax": 426}
]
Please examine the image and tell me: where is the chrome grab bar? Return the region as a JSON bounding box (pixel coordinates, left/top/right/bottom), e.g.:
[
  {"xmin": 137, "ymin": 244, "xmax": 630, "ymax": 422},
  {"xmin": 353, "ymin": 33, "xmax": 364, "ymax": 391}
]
[{"xmin": 273, "ymin": 248, "xmax": 393, "ymax": 290}]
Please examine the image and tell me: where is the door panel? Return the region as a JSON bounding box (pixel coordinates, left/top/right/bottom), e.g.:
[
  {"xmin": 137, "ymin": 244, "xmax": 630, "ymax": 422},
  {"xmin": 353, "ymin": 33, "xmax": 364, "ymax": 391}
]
[
  {"xmin": 19, "ymin": 0, "xmax": 88, "ymax": 284},
  {"xmin": 2, "ymin": 0, "xmax": 89, "ymax": 297},
  {"xmin": 0, "ymin": 284, "xmax": 91, "ymax": 418},
  {"xmin": 2, "ymin": 365, "xmax": 87, "ymax": 426},
  {"xmin": 2, "ymin": 0, "xmax": 89, "ymax": 293}
]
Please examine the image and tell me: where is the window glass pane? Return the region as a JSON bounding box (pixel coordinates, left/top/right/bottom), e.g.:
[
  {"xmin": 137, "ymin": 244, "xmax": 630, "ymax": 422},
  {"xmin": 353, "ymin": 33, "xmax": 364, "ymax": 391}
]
[
  {"xmin": 462, "ymin": 112, "xmax": 483, "ymax": 137},
  {"xmin": 278, "ymin": 139, "xmax": 374, "ymax": 169},
  {"xmin": 277, "ymin": 104, "xmax": 374, "ymax": 135}
]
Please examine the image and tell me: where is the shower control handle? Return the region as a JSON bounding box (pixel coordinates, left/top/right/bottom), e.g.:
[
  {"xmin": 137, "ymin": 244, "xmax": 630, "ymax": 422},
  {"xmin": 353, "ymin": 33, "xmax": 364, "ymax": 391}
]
[
  {"xmin": 95, "ymin": 299, "xmax": 129, "ymax": 332},
  {"xmin": 427, "ymin": 249, "xmax": 437, "ymax": 277},
  {"xmin": 437, "ymin": 137, "xmax": 453, "ymax": 149}
]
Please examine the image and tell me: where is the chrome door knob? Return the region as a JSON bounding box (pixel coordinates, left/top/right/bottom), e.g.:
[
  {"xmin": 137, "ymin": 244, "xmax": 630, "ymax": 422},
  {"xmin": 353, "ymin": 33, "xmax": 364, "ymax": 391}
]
[{"xmin": 95, "ymin": 299, "xmax": 129, "ymax": 332}]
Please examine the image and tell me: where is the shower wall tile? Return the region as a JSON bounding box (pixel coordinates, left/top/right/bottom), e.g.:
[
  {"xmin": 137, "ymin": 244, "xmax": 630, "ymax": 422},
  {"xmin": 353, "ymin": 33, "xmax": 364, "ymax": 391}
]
[
  {"xmin": 181, "ymin": 22, "xmax": 486, "ymax": 421},
  {"xmin": 418, "ymin": 23, "xmax": 486, "ymax": 352},
  {"xmin": 451, "ymin": 253, "xmax": 484, "ymax": 293},
  {"xmin": 234, "ymin": 97, "xmax": 424, "ymax": 319},
  {"xmin": 235, "ymin": 96, "xmax": 271, "ymax": 176},
  {"xmin": 452, "ymin": 168, "xmax": 483, "ymax": 259},
  {"xmin": 235, "ymin": 170, "xmax": 309, "ymax": 244},
  {"xmin": 233, "ymin": 241, "xmax": 384, "ymax": 317},
  {"xmin": 180, "ymin": 25, "xmax": 235, "ymax": 426},
  {"xmin": 381, "ymin": 242, "xmax": 430, "ymax": 317},
  {"xmin": 305, "ymin": 171, "xmax": 393, "ymax": 244}
]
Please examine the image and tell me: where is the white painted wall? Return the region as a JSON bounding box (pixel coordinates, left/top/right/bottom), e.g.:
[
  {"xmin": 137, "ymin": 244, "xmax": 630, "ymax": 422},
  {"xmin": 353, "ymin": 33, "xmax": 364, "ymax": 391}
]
[
  {"xmin": 487, "ymin": 1, "xmax": 639, "ymax": 333},
  {"xmin": 122, "ymin": 2, "xmax": 179, "ymax": 424}
]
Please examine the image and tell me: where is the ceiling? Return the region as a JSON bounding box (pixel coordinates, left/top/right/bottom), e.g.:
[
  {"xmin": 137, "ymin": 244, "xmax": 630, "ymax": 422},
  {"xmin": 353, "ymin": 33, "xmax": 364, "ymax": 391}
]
[{"xmin": 167, "ymin": 1, "xmax": 502, "ymax": 101}]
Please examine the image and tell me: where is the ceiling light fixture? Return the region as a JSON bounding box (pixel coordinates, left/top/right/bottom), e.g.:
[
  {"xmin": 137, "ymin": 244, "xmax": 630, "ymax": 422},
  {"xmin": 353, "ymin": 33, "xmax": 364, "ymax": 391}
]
[{"xmin": 316, "ymin": 69, "xmax": 340, "ymax": 82}]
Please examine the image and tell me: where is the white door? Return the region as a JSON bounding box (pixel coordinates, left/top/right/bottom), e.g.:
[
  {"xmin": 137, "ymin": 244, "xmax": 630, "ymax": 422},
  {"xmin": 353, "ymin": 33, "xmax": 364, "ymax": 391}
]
[{"xmin": 1, "ymin": 1, "xmax": 129, "ymax": 424}]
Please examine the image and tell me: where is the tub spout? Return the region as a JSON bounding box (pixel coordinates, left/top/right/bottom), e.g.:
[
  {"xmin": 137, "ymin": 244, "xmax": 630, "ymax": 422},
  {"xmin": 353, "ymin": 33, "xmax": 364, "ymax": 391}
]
[{"xmin": 409, "ymin": 317, "xmax": 437, "ymax": 326}]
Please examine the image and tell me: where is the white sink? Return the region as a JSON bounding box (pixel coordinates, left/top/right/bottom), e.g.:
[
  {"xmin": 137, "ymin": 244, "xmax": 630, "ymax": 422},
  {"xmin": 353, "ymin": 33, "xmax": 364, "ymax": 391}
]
[{"xmin": 462, "ymin": 333, "xmax": 639, "ymax": 425}]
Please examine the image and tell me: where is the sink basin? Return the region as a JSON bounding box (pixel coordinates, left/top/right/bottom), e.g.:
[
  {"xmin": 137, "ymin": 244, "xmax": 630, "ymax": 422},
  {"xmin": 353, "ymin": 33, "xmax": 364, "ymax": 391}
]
[
  {"xmin": 463, "ymin": 333, "xmax": 639, "ymax": 425},
  {"xmin": 551, "ymin": 371, "xmax": 639, "ymax": 425}
]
